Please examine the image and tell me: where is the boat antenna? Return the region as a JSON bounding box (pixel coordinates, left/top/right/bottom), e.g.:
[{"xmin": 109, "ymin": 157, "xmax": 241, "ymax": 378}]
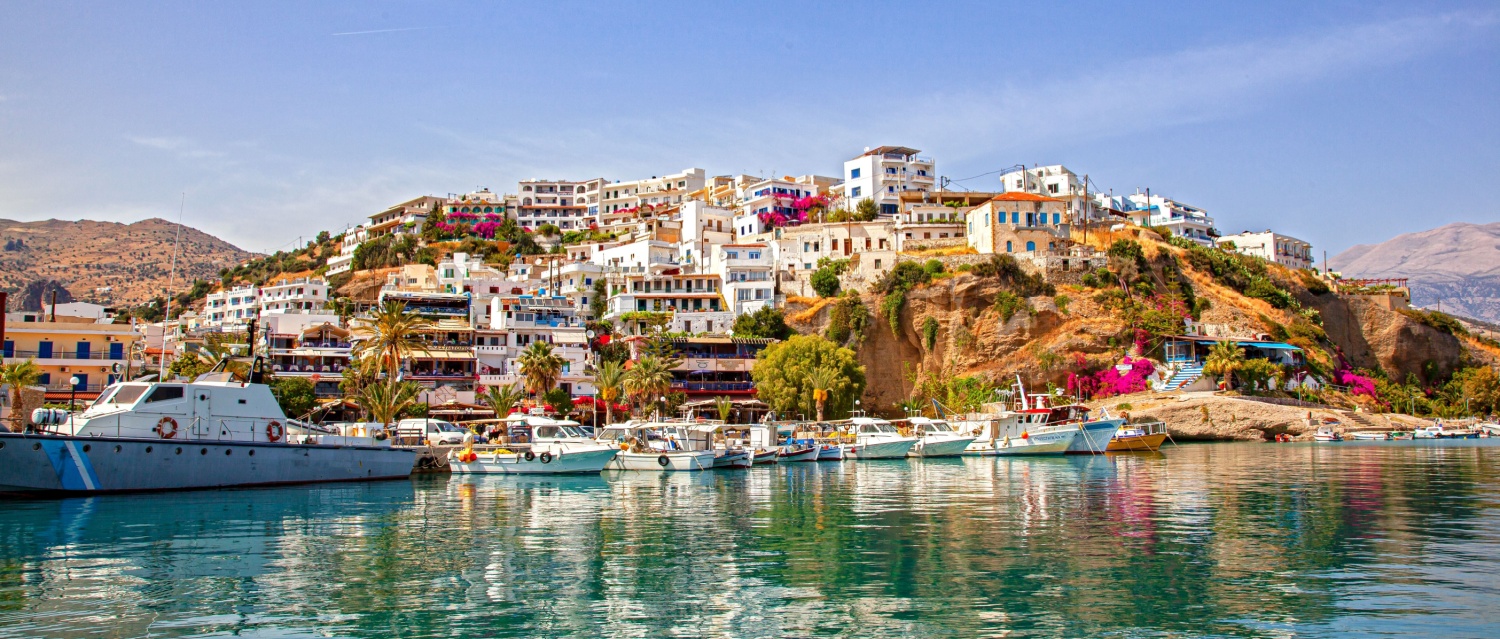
[{"xmin": 159, "ymin": 192, "xmax": 186, "ymax": 379}]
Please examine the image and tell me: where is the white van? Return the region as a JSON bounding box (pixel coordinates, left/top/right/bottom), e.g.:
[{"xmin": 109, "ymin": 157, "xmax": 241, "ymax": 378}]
[{"xmin": 395, "ymin": 418, "xmax": 469, "ymax": 445}]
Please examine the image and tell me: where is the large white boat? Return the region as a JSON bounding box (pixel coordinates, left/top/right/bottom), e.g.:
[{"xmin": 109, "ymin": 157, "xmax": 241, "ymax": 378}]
[
  {"xmin": 595, "ymin": 422, "xmax": 717, "ymax": 471},
  {"xmin": 957, "ymin": 409, "xmax": 1078, "ymax": 456},
  {"xmin": 840, "ymin": 416, "xmax": 918, "ymax": 459},
  {"xmin": 448, "ymin": 415, "xmax": 618, "ymax": 474},
  {"xmin": 0, "ymin": 365, "xmax": 415, "ymax": 496},
  {"xmin": 904, "ymin": 416, "xmax": 977, "ymax": 458}
]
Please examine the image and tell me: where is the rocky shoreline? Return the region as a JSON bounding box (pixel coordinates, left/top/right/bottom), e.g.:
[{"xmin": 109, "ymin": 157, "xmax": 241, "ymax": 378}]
[{"xmin": 1089, "ymin": 391, "xmax": 1432, "ymax": 441}]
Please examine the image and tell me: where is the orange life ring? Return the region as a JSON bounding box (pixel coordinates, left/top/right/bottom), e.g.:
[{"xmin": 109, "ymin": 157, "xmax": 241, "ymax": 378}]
[
  {"xmin": 266, "ymin": 421, "xmax": 284, "ymax": 442},
  {"xmin": 155, "ymin": 416, "xmax": 179, "ymax": 439}
]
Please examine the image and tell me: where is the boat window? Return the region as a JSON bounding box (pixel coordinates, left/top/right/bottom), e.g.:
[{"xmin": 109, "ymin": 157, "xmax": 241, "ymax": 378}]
[
  {"xmin": 535, "ymin": 426, "xmax": 559, "ymax": 438},
  {"xmin": 104, "ymin": 385, "xmax": 150, "ymax": 405},
  {"xmin": 142, "ymin": 385, "xmax": 185, "ymax": 404},
  {"xmin": 558, "ymin": 426, "xmax": 585, "ymax": 438},
  {"xmin": 599, "ymin": 429, "xmax": 625, "ymax": 442}
]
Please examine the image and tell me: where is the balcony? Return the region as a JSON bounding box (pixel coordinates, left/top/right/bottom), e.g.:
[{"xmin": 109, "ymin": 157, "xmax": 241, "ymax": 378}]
[
  {"xmin": 670, "ymin": 381, "xmax": 754, "ymax": 392},
  {"xmin": 478, "ymin": 373, "xmax": 521, "ymax": 387},
  {"xmin": 4, "ymin": 349, "xmax": 128, "ymax": 362}
]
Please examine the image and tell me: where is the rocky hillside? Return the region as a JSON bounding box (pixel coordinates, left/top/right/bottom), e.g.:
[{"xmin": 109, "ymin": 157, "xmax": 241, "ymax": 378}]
[
  {"xmin": 0, "ymin": 218, "xmax": 258, "ymax": 309},
  {"xmin": 787, "ymin": 228, "xmax": 1482, "ymax": 417},
  {"xmin": 1330, "ymin": 221, "xmax": 1500, "ymax": 323}
]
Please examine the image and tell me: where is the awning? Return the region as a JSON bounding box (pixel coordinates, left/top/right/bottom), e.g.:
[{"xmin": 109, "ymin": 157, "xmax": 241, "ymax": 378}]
[
  {"xmin": 409, "ymin": 349, "xmax": 475, "ymax": 360},
  {"xmin": 1237, "ymin": 341, "xmax": 1301, "ymax": 350}
]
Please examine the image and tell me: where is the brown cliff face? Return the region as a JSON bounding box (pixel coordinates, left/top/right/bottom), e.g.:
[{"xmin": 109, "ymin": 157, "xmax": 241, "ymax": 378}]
[{"xmin": 1307, "ymin": 295, "xmax": 1463, "ymax": 385}]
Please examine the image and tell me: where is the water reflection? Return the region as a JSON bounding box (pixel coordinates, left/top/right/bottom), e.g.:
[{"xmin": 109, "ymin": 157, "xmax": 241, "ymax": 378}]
[{"xmin": 0, "ymin": 442, "xmax": 1497, "ymax": 637}]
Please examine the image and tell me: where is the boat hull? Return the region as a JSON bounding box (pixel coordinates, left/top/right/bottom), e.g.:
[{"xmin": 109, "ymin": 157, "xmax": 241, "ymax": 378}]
[
  {"xmin": 816, "ymin": 444, "xmax": 844, "ymax": 461},
  {"xmin": 909, "ymin": 437, "xmax": 976, "ymax": 458},
  {"xmin": 714, "ymin": 450, "xmax": 753, "ymax": 469},
  {"xmin": 449, "ymin": 447, "xmax": 618, "ymax": 475},
  {"xmin": 1350, "ymin": 432, "xmax": 1390, "ymax": 441},
  {"xmin": 779, "ymin": 445, "xmax": 821, "ymax": 462},
  {"xmin": 1106, "ymin": 432, "xmax": 1168, "ymax": 452},
  {"xmin": 752, "ymin": 449, "xmax": 780, "ymax": 465},
  {"xmin": 1065, "ymin": 419, "xmax": 1124, "ymax": 454},
  {"xmin": 846, "ymin": 438, "xmax": 916, "ymax": 459},
  {"xmin": 0, "ymin": 432, "xmax": 415, "ymax": 497},
  {"xmin": 965, "ymin": 429, "xmax": 1077, "ymax": 456},
  {"xmin": 605, "ymin": 450, "xmax": 716, "ymax": 471}
]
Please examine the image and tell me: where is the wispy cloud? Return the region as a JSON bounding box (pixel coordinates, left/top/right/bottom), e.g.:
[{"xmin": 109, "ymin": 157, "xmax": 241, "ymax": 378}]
[
  {"xmin": 331, "ymin": 26, "xmax": 441, "ymax": 37},
  {"xmin": 125, "ymin": 135, "xmax": 226, "ymax": 159}
]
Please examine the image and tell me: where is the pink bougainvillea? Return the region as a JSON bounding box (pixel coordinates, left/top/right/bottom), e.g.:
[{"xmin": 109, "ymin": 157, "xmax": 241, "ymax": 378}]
[
  {"xmin": 1336, "ymin": 369, "xmax": 1377, "ymax": 397},
  {"xmin": 1068, "ymin": 356, "xmax": 1156, "ymax": 400}
]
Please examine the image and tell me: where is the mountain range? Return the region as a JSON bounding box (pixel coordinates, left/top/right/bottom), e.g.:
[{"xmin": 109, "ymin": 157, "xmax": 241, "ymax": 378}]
[
  {"xmin": 0, "ymin": 218, "xmax": 258, "ymax": 310},
  {"xmin": 1330, "ymin": 221, "xmax": 1500, "ymax": 323}
]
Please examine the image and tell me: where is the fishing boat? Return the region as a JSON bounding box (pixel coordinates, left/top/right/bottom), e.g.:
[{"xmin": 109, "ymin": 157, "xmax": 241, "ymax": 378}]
[
  {"xmin": 718, "ymin": 423, "xmax": 778, "ymax": 466},
  {"xmin": 905, "ymin": 416, "xmax": 977, "ymax": 458},
  {"xmin": 448, "ymin": 415, "xmax": 618, "ymax": 474},
  {"xmin": 1107, "ymin": 421, "xmax": 1169, "ymax": 452},
  {"xmin": 1349, "ymin": 431, "xmax": 1390, "ymax": 441},
  {"xmin": 693, "ymin": 423, "xmax": 753, "ymax": 468},
  {"xmin": 816, "ymin": 443, "xmax": 845, "ymax": 460},
  {"xmin": 1313, "ymin": 426, "xmax": 1343, "ymax": 442},
  {"xmin": 0, "ymin": 361, "xmax": 415, "ymax": 496},
  {"xmin": 957, "ymin": 409, "xmax": 1077, "ymax": 456},
  {"xmin": 595, "ymin": 422, "xmax": 717, "ymax": 471},
  {"xmin": 1003, "ymin": 377, "xmax": 1120, "ymax": 455},
  {"xmin": 753, "ymin": 449, "xmax": 781, "ymax": 464},
  {"xmin": 839, "ymin": 416, "xmax": 918, "ymax": 459},
  {"xmin": 1414, "ymin": 423, "xmax": 1479, "ymax": 439}
]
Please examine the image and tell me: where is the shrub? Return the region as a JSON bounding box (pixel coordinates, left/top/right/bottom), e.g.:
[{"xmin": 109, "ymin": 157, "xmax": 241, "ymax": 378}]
[
  {"xmin": 921, "ymin": 317, "xmax": 940, "ymax": 350},
  {"xmin": 810, "ymin": 266, "xmax": 840, "ymax": 297},
  {"xmin": 923, "ymin": 259, "xmax": 945, "ymax": 276},
  {"xmin": 994, "ymin": 291, "xmax": 1028, "ymax": 322},
  {"xmin": 1399, "ymin": 309, "xmax": 1468, "ymax": 337},
  {"xmin": 1081, "ymin": 273, "xmax": 1100, "ymax": 288},
  {"xmin": 1053, "ymin": 294, "xmax": 1071, "ymax": 315},
  {"xmin": 825, "ymin": 295, "xmax": 870, "ymax": 347}
]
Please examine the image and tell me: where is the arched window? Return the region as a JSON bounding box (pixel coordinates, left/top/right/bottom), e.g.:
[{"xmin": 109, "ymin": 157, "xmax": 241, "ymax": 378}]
[
  {"xmin": 1026, "ymin": 241, "xmax": 1036, "ymax": 252},
  {"xmin": 1006, "ymin": 241, "xmax": 1013, "ymax": 253}
]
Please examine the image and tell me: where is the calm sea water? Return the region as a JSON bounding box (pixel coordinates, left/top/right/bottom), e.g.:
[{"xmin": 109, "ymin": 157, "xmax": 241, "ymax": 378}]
[{"xmin": 1, "ymin": 441, "xmax": 1498, "ymax": 638}]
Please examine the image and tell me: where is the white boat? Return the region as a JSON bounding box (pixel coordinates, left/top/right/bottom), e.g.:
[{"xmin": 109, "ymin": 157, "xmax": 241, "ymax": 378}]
[
  {"xmin": 840, "ymin": 416, "xmax": 918, "ymax": 459},
  {"xmin": 1313, "ymin": 426, "xmax": 1343, "ymax": 442},
  {"xmin": 1349, "ymin": 431, "xmax": 1389, "ymax": 441},
  {"xmin": 816, "ymin": 443, "xmax": 844, "ymax": 460},
  {"xmin": 714, "ymin": 449, "xmax": 753, "ymax": 468},
  {"xmin": 778, "ymin": 444, "xmax": 821, "ymax": 462},
  {"xmin": 1414, "ymin": 423, "xmax": 1479, "ymax": 439},
  {"xmin": 904, "ymin": 417, "xmax": 977, "ymax": 458},
  {"xmin": 595, "ymin": 422, "xmax": 717, "ymax": 471},
  {"xmin": 449, "ymin": 417, "xmax": 618, "ymax": 474},
  {"xmin": 1, "ymin": 365, "xmax": 414, "ymax": 496},
  {"xmin": 958, "ymin": 410, "xmax": 1078, "ymax": 456},
  {"xmin": 717, "ymin": 423, "xmax": 778, "ymax": 466}
]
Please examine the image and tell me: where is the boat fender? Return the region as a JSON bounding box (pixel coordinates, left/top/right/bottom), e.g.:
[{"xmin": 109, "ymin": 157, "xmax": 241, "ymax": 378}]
[
  {"xmin": 657, "ymin": 454, "xmax": 670, "ymax": 467},
  {"xmin": 155, "ymin": 416, "xmax": 179, "ymax": 439},
  {"xmin": 1020, "ymin": 431, "xmax": 1028, "ymax": 439},
  {"xmin": 540, "ymin": 451, "xmax": 553, "ymax": 464},
  {"xmin": 1002, "ymin": 436, "xmax": 1010, "ymax": 448},
  {"xmin": 524, "ymin": 450, "xmax": 536, "ymax": 461},
  {"xmin": 266, "ymin": 421, "xmax": 284, "ymax": 443}
]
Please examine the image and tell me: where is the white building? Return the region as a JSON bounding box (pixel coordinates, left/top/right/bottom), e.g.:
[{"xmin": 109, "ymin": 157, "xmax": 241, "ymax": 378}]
[
  {"xmin": 326, "ymin": 195, "xmax": 445, "ymax": 275},
  {"xmin": 258, "ymin": 276, "xmax": 329, "ymax": 315},
  {"xmin": 839, "ymin": 146, "xmax": 936, "ymax": 216},
  {"xmin": 732, "ymin": 175, "xmax": 837, "ymax": 236},
  {"xmin": 477, "ymin": 294, "xmax": 595, "ymax": 397},
  {"xmin": 203, "ymin": 285, "xmax": 259, "ymax": 330},
  {"xmin": 515, "ymin": 178, "xmax": 594, "ymax": 231},
  {"xmin": 1217, "ymin": 230, "xmax": 1314, "ymax": 270},
  {"xmin": 712, "ymin": 243, "xmax": 776, "ymax": 316},
  {"xmin": 1000, "ymin": 165, "xmax": 1097, "ymax": 224},
  {"xmin": 1116, "ymin": 191, "xmax": 1218, "ymax": 246},
  {"xmin": 596, "ymin": 168, "xmax": 707, "ymax": 217}
]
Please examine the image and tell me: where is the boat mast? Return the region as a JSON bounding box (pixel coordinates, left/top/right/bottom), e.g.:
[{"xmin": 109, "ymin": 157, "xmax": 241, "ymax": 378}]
[{"xmin": 159, "ymin": 192, "xmax": 186, "ymax": 379}]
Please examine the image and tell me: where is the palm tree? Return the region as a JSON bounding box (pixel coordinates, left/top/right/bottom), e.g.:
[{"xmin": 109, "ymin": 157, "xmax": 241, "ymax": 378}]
[
  {"xmin": 623, "ymin": 355, "xmax": 674, "ymax": 418},
  {"xmin": 593, "ymin": 359, "xmax": 626, "ymax": 426},
  {"xmin": 351, "ymin": 300, "xmax": 432, "ymax": 376},
  {"xmin": 480, "ymin": 382, "xmax": 526, "ymax": 418},
  {"xmin": 357, "ymin": 378, "xmax": 422, "ymax": 428},
  {"xmin": 1202, "ymin": 340, "xmax": 1245, "ymax": 390},
  {"xmin": 714, "ymin": 395, "xmax": 734, "ymax": 423},
  {"xmin": 517, "ymin": 341, "xmax": 565, "ymax": 397},
  {"xmin": 325, "ymin": 297, "xmax": 358, "ymax": 325},
  {"xmin": 806, "ymin": 367, "xmax": 839, "ymax": 422},
  {"xmin": 1, "ymin": 360, "xmax": 43, "ymax": 432}
]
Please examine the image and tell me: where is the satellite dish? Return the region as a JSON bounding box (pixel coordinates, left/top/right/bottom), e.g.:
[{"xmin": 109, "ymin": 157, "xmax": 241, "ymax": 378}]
[{"xmin": 586, "ymin": 330, "xmax": 596, "ymax": 339}]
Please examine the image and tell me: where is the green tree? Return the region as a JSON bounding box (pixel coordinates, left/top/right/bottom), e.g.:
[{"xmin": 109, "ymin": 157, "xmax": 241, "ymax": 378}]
[
  {"xmin": 751, "ymin": 334, "xmax": 865, "ymax": 420},
  {"xmin": 805, "ymin": 367, "xmax": 839, "ymax": 421},
  {"xmin": 732, "ymin": 306, "xmax": 793, "ymax": 340},
  {"xmin": 1, "ymin": 360, "xmax": 43, "ymax": 432},
  {"xmin": 517, "ymin": 340, "xmax": 565, "ymax": 396},
  {"xmin": 269, "ymin": 376, "xmax": 319, "ymax": 419},
  {"xmin": 358, "ymin": 378, "xmax": 422, "ymax": 427},
  {"xmin": 542, "ymin": 387, "xmax": 574, "ymax": 416},
  {"xmin": 593, "ymin": 359, "xmax": 627, "ymax": 426},
  {"xmin": 1202, "ymin": 340, "xmax": 1245, "ymax": 390},
  {"xmin": 714, "ymin": 395, "xmax": 734, "ymax": 422},
  {"xmin": 590, "ymin": 278, "xmax": 608, "ymax": 320},
  {"xmin": 480, "ymin": 382, "xmax": 526, "ymax": 418},
  {"xmin": 351, "ymin": 301, "xmax": 433, "ymax": 376},
  {"xmin": 623, "ymin": 355, "xmax": 674, "ymax": 417},
  {"xmin": 854, "ymin": 198, "xmax": 880, "ymax": 221},
  {"xmin": 811, "ymin": 265, "xmax": 841, "ymax": 297}
]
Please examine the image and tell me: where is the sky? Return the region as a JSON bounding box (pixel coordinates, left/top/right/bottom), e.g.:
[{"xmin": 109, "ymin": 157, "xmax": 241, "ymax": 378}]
[{"xmin": 1, "ymin": 1, "xmax": 1497, "ymax": 257}]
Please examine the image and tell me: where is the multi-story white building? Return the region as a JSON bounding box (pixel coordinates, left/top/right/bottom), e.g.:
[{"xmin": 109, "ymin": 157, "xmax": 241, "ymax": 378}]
[
  {"xmin": 258, "ymin": 276, "xmax": 329, "ymax": 315},
  {"xmin": 1217, "ymin": 230, "xmax": 1314, "ymax": 270},
  {"xmin": 838, "ymin": 146, "xmax": 936, "ymax": 216},
  {"xmin": 597, "ymin": 168, "xmax": 707, "ymax": 216},
  {"xmin": 732, "ymin": 175, "xmax": 837, "ymax": 236},
  {"xmin": 1000, "ymin": 165, "xmax": 1098, "ymax": 224},
  {"xmin": 203, "ymin": 285, "xmax": 259, "ymax": 330},
  {"xmin": 712, "ymin": 243, "xmax": 776, "ymax": 316},
  {"xmin": 514, "ymin": 178, "xmax": 593, "ymax": 231},
  {"xmin": 1107, "ymin": 191, "xmax": 1218, "ymax": 246},
  {"xmin": 476, "ymin": 294, "xmax": 594, "ymax": 397}
]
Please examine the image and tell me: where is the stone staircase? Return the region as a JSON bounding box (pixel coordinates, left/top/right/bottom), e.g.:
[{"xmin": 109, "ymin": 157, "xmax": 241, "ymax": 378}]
[{"xmin": 1160, "ymin": 364, "xmax": 1204, "ymax": 392}]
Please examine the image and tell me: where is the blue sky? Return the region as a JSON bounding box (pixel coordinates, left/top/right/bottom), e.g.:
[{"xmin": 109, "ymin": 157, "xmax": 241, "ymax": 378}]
[{"xmin": 1, "ymin": 1, "xmax": 1496, "ymax": 256}]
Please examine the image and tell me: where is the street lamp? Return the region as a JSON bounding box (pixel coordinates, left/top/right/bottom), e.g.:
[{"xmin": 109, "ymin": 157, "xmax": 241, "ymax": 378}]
[{"xmin": 68, "ymin": 375, "xmax": 80, "ymax": 413}]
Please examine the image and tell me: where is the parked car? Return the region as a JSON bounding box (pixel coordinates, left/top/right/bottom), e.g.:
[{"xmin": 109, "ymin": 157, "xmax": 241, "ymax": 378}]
[{"xmin": 395, "ymin": 418, "xmax": 469, "ymax": 445}]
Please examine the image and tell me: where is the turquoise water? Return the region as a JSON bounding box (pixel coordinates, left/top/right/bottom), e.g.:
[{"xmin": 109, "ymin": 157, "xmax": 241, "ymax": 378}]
[{"xmin": 1, "ymin": 441, "xmax": 1498, "ymax": 638}]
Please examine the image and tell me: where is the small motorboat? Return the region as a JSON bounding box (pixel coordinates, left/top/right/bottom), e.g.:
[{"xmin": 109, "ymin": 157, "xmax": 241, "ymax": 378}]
[
  {"xmin": 1313, "ymin": 426, "xmax": 1343, "ymax": 442},
  {"xmin": 1107, "ymin": 422, "xmax": 1169, "ymax": 452},
  {"xmin": 1414, "ymin": 424, "xmax": 1479, "ymax": 439},
  {"xmin": 713, "ymin": 449, "xmax": 753, "ymax": 469},
  {"xmin": 1350, "ymin": 431, "xmax": 1390, "ymax": 441},
  {"xmin": 816, "ymin": 443, "xmax": 844, "ymax": 461},
  {"xmin": 752, "ymin": 449, "xmax": 780, "ymax": 464},
  {"xmin": 778, "ymin": 444, "xmax": 821, "ymax": 462}
]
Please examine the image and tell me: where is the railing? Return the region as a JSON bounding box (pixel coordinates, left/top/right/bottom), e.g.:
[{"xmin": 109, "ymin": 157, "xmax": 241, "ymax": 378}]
[
  {"xmin": 5, "ymin": 349, "xmax": 127, "ymax": 361},
  {"xmin": 671, "ymin": 381, "xmax": 754, "ymax": 392},
  {"xmin": 43, "ymin": 382, "xmax": 107, "ymax": 392}
]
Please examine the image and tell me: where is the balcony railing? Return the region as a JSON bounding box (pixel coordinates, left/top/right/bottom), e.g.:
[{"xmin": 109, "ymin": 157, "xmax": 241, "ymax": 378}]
[
  {"xmin": 670, "ymin": 381, "xmax": 754, "ymax": 392},
  {"xmin": 4, "ymin": 349, "xmax": 127, "ymax": 361},
  {"xmin": 44, "ymin": 382, "xmax": 107, "ymax": 393}
]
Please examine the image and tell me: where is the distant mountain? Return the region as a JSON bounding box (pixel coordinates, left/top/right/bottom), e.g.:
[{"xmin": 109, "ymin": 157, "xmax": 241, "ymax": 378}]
[
  {"xmin": 1330, "ymin": 222, "xmax": 1500, "ymax": 323},
  {"xmin": 0, "ymin": 218, "xmax": 259, "ymax": 309}
]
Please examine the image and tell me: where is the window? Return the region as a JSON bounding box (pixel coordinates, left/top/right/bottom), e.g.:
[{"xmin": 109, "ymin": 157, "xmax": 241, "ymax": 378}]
[
  {"xmin": 1048, "ymin": 184, "xmax": 1059, "ymax": 194},
  {"xmin": 748, "ymin": 251, "xmax": 760, "ymax": 259},
  {"xmin": 886, "ymin": 167, "xmax": 897, "ymax": 174},
  {"xmin": 851, "ymin": 187, "xmax": 861, "ymax": 198},
  {"xmin": 887, "ymin": 186, "xmax": 895, "ymax": 193},
  {"xmin": 143, "ymin": 385, "xmax": 185, "ymax": 403},
  {"xmin": 1006, "ymin": 241, "xmax": 1013, "ymax": 252},
  {"xmin": 1053, "ymin": 213, "xmax": 1061, "ymax": 225},
  {"xmin": 851, "ymin": 168, "xmax": 861, "ymax": 179},
  {"xmin": 1026, "ymin": 241, "xmax": 1036, "ymax": 252},
  {"xmin": 1011, "ymin": 212, "xmax": 1019, "ymax": 225}
]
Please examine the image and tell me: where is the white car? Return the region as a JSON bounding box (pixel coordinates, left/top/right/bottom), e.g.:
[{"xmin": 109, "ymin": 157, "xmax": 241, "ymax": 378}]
[{"xmin": 395, "ymin": 418, "xmax": 469, "ymax": 445}]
